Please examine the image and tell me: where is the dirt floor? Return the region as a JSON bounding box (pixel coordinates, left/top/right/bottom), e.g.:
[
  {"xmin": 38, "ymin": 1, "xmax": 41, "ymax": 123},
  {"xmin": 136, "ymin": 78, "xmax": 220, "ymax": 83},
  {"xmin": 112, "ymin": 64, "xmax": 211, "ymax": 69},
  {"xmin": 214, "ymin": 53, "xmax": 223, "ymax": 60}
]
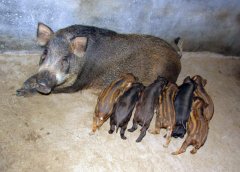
[{"xmin": 0, "ymin": 52, "xmax": 239, "ymax": 172}]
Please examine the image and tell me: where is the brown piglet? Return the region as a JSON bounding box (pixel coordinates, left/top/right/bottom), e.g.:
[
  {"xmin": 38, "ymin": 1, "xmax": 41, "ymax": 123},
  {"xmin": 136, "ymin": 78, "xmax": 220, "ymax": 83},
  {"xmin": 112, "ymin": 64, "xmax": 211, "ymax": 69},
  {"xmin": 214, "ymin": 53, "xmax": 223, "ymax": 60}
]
[
  {"xmin": 149, "ymin": 82, "xmax": 178, "ymax": 147},
  {"xmin": 172, "ymin": 97, "xmax": 209, "ymax": 155},
  {"xmin": 91, "ymin": 73, "xmax": 137, "ymax": 134},
  {"xmin": 192, "ymin": 75, "xmax": 214, "ymax": 121},
  {"xmin": 128, "ymin": 76, "xmax": 168, "ymax": 142}
]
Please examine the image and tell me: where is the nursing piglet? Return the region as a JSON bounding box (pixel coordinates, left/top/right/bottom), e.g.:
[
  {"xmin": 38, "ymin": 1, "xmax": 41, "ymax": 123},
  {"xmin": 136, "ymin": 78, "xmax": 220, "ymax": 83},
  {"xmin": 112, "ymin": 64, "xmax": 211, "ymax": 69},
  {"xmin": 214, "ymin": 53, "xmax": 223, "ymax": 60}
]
[
  {"xmin": 149, "ymin": 82, "xmax": 178, "ymax": 147},
  {"xmin": 91, "ymin": 73, "xmax": 137, "ymax": 134},
  {"xmin": 172, "ymin": 97, "xmax": 209, "ymax": 155},
  {"xmin": 172, "ymin": 76, "xmax": 196, "ymax": 138},
  {"xmin": 128, "ymin": 76, "xmax": 168, "ymax": 142},
  {"xmin": 192, "ymin": 75, "xmax": 214, "ymax": 121},
  {"xmin": 109, "ymin": 83, "xmax": 145, "ymax": 139}
]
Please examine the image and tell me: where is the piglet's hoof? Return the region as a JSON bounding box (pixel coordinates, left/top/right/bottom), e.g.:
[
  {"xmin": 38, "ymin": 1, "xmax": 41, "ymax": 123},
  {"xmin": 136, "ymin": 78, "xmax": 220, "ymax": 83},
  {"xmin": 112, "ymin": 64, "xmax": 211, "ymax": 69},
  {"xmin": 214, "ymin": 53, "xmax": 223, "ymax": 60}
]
[
  {"xmin": 136, "ymin": 138, "xmax": 142, "ymax": 143},
  {"xmin": 190, "ymin": 148, "xmax": 198, "ymax": 154},
  {"xmin": 128, "ymin": 128, "xmax": 135, "ymax": 132},
  {"xmin": 89, "ymin": 131, "xmax": 96, "ymax": 136},
  {"xmin": 171, "ymin": 151, "xmax": 178, "ymax": 155},
  {"xmin": 171, "ymin": 150, "xmax": 183, "ymax": 155},
  {"xmin": 163, "ymin": 144, "xmax": 169, "ymax": 148},
  {"xmin": 148, "ymin": 129, "xmax": 160, "ymax": 134},
  {"xmin": 121, "ymin": 135, "xmax": 127, "ymax": 140},
  {"xmin": 108, "ymin": 130, "xmax": 114, "ymax": 134}
]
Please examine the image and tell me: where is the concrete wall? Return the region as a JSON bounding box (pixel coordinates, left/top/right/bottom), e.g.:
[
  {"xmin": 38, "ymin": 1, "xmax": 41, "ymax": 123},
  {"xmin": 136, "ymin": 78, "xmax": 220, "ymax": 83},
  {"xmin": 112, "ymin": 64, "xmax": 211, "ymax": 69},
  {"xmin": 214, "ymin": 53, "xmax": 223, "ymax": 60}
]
[{"xmin": 0, "ymin": 0, "xmax": 240, "ymax": 55}]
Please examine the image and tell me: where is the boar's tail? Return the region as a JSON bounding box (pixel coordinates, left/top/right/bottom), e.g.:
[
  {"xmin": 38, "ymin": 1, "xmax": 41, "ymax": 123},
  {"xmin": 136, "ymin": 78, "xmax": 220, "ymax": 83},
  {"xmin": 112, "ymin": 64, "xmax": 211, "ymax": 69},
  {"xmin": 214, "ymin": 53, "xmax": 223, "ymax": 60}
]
[{"xmin": 174, "ymin": 37, "xmax": 183, "ymax": 58}]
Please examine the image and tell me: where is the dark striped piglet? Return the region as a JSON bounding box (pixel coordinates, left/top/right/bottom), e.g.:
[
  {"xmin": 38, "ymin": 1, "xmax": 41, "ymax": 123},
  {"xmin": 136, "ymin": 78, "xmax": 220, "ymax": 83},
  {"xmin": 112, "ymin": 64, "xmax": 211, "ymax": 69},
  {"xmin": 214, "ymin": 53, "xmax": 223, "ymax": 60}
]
[
  {"xmin": 172, "ymin": 97, "xmax": 209, "ymax": 155},
  {"xmin": 128, "ymin": 76, "xmax": 168, "ymax": 142},
  {"xmin": 91, "ymin": 73, "xmax": 137, "ymax": 134},
  {"xmin": 109, "ymin": 83, "xmax": 145, "ymax": 139},
  {"xmin": 172, "ymin": 76, "xmax": 196, "ymax": 138}
]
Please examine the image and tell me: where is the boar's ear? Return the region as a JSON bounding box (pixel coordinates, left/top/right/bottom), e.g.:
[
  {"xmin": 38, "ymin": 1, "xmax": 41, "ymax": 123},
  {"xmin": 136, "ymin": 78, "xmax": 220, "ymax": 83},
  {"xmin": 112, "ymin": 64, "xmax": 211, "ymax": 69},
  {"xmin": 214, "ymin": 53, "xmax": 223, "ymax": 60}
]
[
  {"xmin": 70, "ymin": 37, "xmax": 88, "ymax": 57},
  {"xmin": 37, "ymin": 22, "xmax": 54, "ymax": 46}
]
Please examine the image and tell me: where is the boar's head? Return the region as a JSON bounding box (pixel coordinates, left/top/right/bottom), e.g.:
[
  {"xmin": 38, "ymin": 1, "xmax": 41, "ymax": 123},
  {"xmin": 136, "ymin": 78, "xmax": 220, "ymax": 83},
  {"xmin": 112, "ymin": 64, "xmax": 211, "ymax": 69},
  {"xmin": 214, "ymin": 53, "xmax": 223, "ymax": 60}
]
[{"xmin": 36, "ymin": 23, "xmax": 87, "ymax": 94}]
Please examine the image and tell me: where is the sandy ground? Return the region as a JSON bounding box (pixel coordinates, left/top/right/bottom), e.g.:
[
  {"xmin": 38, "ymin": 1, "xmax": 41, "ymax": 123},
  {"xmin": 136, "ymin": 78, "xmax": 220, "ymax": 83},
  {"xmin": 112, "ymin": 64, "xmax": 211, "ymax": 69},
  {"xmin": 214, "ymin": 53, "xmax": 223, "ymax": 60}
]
[{"xmin": 0, "ymin": 52, "xmax": 239, "ymax": 172}]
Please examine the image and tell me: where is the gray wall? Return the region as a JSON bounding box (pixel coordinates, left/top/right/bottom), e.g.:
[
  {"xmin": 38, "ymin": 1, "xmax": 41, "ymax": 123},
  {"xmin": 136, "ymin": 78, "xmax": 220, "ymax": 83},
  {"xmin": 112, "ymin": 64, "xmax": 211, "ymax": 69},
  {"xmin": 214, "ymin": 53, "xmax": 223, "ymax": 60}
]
[{"xmin": 0, "ymin": 0, "xmax": 240, "ymax": 55}]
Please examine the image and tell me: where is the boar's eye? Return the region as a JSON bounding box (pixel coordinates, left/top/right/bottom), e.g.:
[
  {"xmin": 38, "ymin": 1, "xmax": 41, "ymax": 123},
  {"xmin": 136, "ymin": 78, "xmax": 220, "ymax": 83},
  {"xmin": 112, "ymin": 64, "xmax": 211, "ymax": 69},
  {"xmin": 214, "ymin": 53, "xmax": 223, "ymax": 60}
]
[
  {"xmin": 39, "ymin": 49, "xmax": 47, "ymax": 65},
  {"xmin": 43, "ymin": 49, "xmax": 48, "ymax": 55},
  {"xmin": 61, "ymin": 56, "xmax": 70, "ymax": 73}
]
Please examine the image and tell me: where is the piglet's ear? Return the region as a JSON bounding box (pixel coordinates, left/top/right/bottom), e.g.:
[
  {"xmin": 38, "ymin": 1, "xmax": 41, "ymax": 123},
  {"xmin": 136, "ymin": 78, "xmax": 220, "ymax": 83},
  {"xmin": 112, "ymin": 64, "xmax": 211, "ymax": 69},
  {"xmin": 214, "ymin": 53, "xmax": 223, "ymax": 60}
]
[
  {"xmin": 183, "ymin": 76, "xmax": 191, "ymax": 83},
  {"xmin": 70, "ymin": 37, "xmax": 88, "ymax": 57},
  {"xmin": 37, "ymin": 22, "xmax": 54, "ymax": 46},
  {"xmin": 203, "ymin": 79, "xmax": 207, "ymax": 86}
]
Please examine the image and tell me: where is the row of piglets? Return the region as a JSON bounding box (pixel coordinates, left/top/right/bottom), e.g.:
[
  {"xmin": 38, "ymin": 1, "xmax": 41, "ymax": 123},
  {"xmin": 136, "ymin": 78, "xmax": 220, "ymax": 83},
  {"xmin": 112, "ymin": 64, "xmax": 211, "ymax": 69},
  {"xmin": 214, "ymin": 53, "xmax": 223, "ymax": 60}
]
[
  {"xmin": 90, "ymin": 73, "xmax": 167, "ymax": 142},
  {"xmin": 90, "ymin": 73, "xmax": 214, "ymax": 155},
  {"xmin": 151, "ymin": 75, "xmax": 214, "ymax": 155}
]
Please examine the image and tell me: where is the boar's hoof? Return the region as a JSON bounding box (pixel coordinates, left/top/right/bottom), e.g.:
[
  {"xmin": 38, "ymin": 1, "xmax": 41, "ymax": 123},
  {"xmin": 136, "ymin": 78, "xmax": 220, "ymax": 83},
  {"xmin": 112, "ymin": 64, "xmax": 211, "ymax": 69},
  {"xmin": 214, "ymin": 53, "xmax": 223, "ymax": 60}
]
[
  {"xmin": 16, "ymin": 88, "xmax": 26, "ymax": 96},
  {"xmin": 16, "ymin": 88, "xmax": 36, "ymax": 97}
]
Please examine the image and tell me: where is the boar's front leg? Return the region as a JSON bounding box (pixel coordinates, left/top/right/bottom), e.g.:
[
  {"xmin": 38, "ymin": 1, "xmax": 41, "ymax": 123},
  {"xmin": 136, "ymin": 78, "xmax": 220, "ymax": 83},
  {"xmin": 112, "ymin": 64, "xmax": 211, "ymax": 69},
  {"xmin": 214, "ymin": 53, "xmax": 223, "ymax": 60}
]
[
  {"xmin": 52, "ymin": 86, "xmax": 80, "ymax": 94},
  {"xmin": 16, "ymin": 74, "xmax": 39, "ymax": 97}
]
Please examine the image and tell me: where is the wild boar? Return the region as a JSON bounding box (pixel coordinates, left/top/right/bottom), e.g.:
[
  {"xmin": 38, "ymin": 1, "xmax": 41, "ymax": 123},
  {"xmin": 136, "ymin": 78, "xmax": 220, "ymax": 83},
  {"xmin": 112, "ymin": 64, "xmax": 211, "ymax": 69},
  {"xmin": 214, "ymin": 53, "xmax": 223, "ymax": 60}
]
[{"xmin": 16, "ymin": 23, "xmax": 182, "ymax": 96}]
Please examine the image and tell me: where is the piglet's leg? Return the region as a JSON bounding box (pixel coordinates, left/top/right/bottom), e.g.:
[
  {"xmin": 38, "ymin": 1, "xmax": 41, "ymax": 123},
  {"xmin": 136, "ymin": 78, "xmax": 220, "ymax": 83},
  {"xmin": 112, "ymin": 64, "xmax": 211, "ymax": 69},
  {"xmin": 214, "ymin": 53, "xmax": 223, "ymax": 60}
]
[
  {"xmin": 149, "ymin": 107, "xmax": 161, "ymax": 135},
  {"xmin": 108, "ymin": 118, "xmax": 115, "ymax": 134},
  {"xmin": 149, "ymin": 128, "xmax": 160, "ymax": 134},
  {"xmin": 89, "ymin": 116, "xmax": 98, "ymax": 135},
  {"xmin": 163, "ymin": 127, "xmax": 173, "ymax": 148},
  {"xmin": 190, "ymin": 143, "xmax": 201, "ymax": 154},
  {"xmin": 172, "ymin": 136, "xmax": 192, "ymax": 155},
  {"xmin": 149, "ymin": 117, "xmax": 160, "ymax": 134},
  {"xmin": 120, "ymin": 123, "xmax": 128, "ymax": 140},
  {"xmin": 136, "ymin": 127, "xmax": 147, "ymax": 142},
  {"xmin": 128, "ymin": 120, "xmax": 138, "ymax": 132}
]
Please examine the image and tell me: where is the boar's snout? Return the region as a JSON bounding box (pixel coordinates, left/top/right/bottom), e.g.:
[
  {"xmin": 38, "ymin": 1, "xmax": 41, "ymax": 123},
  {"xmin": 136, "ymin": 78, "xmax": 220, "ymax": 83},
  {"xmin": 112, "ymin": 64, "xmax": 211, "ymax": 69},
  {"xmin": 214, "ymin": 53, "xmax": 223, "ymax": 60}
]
[{"xmin": 36, "ymin": 71, "xmax": 57, "ymax": 94}]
